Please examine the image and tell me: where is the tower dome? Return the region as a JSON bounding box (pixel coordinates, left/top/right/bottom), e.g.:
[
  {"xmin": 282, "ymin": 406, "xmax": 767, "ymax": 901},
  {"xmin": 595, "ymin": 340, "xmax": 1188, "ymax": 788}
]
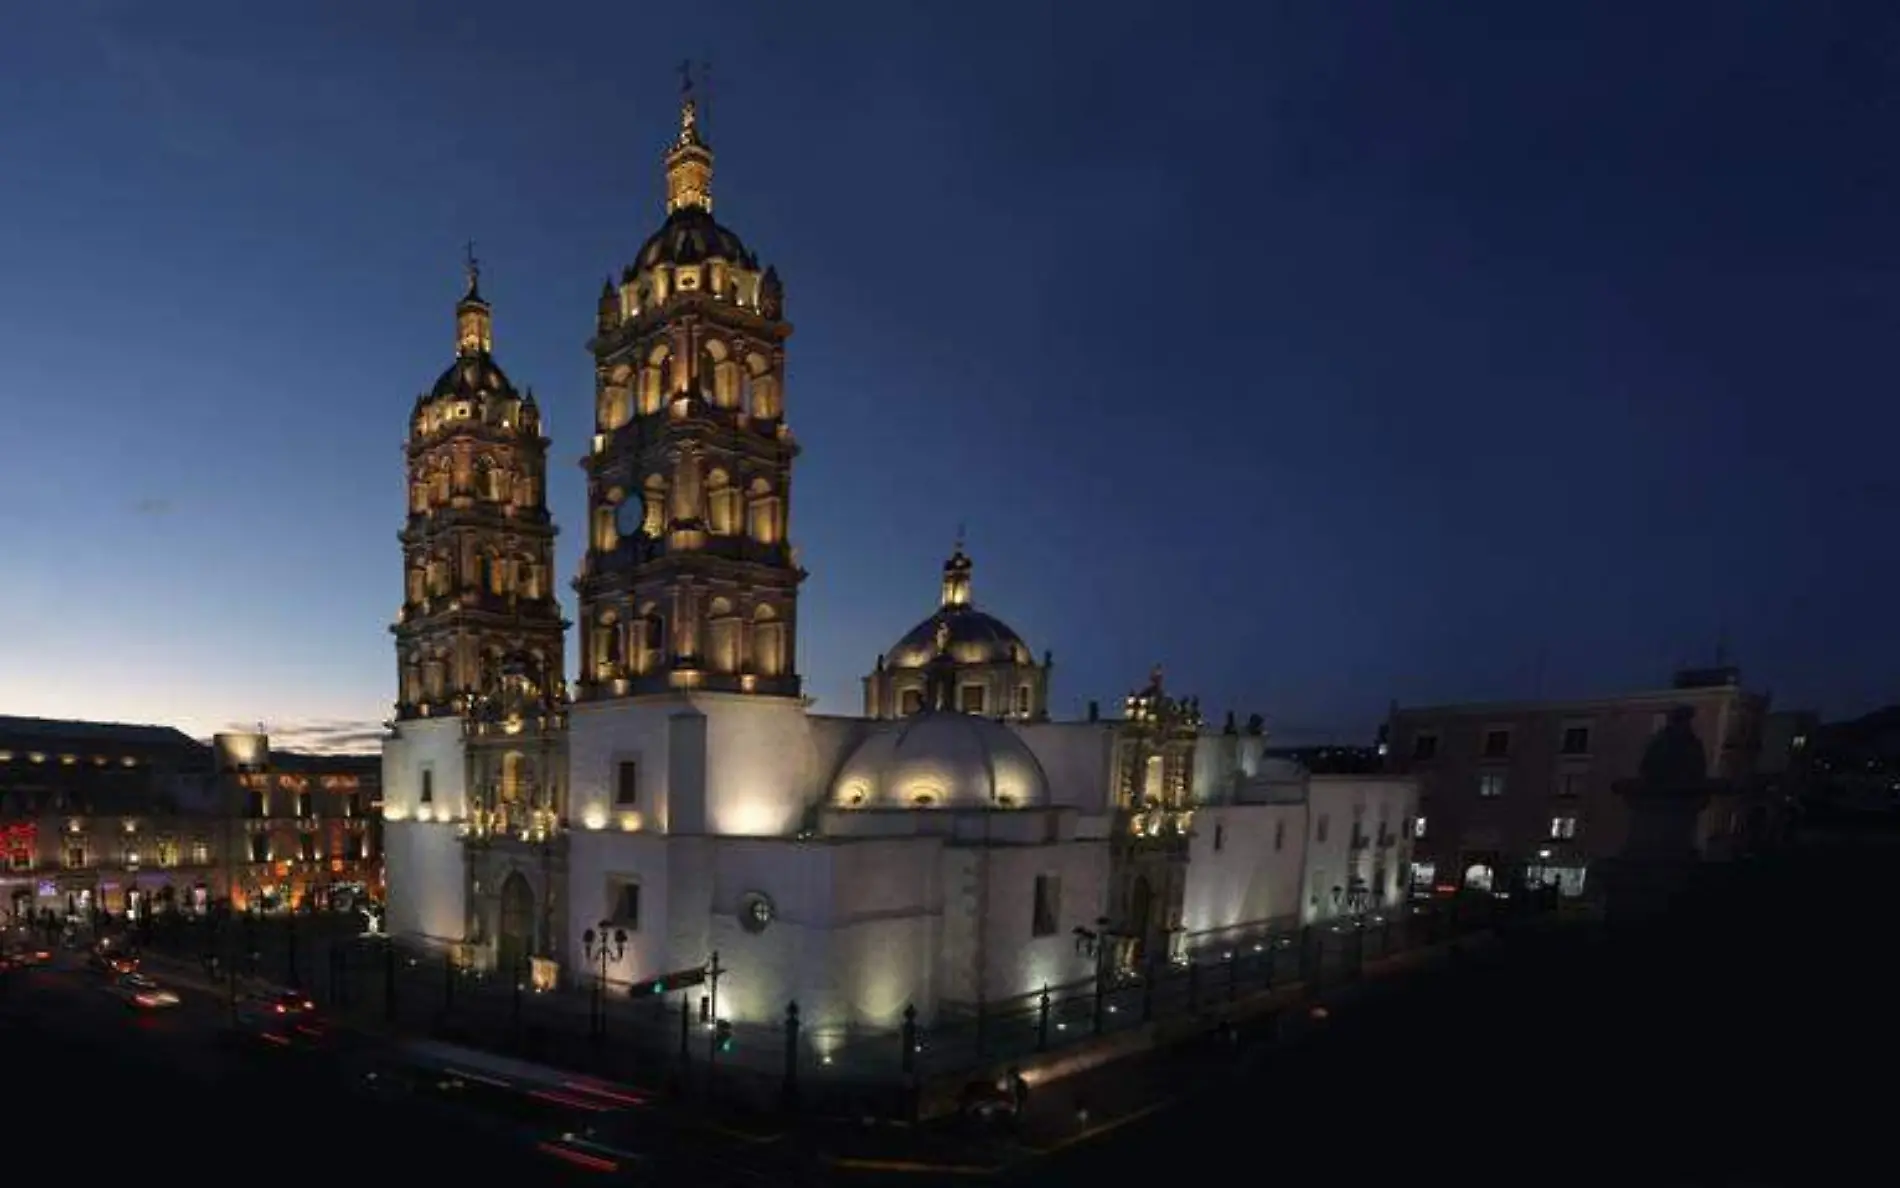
[
  {"xmin": 863, "ymin": 538, "xmax": 1051, "ymax": 720},
  {"xmin": 831, "ymin": 713, "xmax": 1050, "ymax": 809}
]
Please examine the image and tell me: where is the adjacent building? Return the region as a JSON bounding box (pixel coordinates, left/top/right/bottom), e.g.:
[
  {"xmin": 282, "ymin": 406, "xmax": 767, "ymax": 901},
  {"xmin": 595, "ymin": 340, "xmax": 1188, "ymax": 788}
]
[
  {"xmin": 1386, "ymin": 666, "xmax": 1786, "ymax": 897},
  {"xmin": 0, "ymin": 717, "xmax": 380, "ymax": 921},
  {"xmin": 382, "ymin": 84, "xmax": 1416, "ymax": 1036}
]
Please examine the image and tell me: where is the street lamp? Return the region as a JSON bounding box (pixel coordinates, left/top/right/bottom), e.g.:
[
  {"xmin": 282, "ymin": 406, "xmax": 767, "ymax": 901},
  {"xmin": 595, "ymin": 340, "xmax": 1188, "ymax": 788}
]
[{"xmin": 581, "ymin": 920, "xmax": 626, "ymax": 1039}]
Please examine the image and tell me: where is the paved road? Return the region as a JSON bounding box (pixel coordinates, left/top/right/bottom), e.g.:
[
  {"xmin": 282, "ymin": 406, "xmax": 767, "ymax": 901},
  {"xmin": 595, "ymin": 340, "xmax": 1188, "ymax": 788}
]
[
  {"xmin": 1006, "ymin": 835, "xmax": 1888, "ymax": 1188},
  {"xmin": 0, "ymin": 950, "xmax": 789, "ymax": 1184}
]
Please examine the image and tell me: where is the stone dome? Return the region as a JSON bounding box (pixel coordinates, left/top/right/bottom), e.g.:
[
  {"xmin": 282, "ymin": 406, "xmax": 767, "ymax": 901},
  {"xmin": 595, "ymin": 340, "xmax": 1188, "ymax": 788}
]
[
  {"xmin": 887, "ymin": 606, "xmax": 1034, "ymax": 669},
  {"xmin": 628, "ymin": 205, "xmax": 759, "ymax": 274},
  {"xmin": 428, "ymin": 353, "xmax": 518, "ymax": 402},
  {"xmin": 832, "ymin": 712, "xmax": 1050, "ymax": 809}
]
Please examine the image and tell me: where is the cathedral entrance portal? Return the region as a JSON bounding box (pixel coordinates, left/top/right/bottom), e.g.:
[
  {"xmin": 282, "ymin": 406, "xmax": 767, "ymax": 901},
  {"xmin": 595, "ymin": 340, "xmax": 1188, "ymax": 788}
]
[
  {"xmin": 1128, "ymin": 875, "xmax": 1154, "ymax": 965},
  {"xmin": 497, "ymin": 872, "xmax": 534, "ymax": 975}
]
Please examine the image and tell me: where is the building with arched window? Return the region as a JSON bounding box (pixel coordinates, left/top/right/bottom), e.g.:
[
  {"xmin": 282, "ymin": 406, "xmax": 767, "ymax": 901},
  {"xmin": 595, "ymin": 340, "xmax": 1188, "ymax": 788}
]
[{"xmin": 380, "ymin": 82, "xmax": 1412, "ymax": 1036}]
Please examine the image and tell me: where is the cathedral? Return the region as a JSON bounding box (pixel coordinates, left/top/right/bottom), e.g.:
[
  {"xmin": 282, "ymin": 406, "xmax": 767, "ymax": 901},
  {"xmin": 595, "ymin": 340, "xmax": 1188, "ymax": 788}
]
[{"xmin": 381, "ymin": 84, "xmax": 1417, "ymax": 1032}]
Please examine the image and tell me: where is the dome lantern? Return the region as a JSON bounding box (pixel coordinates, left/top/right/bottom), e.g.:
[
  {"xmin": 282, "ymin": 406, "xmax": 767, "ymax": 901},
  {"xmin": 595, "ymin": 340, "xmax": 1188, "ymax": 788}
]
[
  {"xmin": 663, "ymin": 65, "xmax": 714, "ymax": 215},
  {"xmin": 455, "ymin": 241, "xmax": 492, "ymax": 358}
]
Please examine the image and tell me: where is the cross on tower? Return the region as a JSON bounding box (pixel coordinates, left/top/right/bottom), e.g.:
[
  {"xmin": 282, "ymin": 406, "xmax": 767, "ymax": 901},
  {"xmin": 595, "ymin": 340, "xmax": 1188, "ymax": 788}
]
[{"xmin": 463, "ymin": 239, "xmax": 481, "ymax": 292}]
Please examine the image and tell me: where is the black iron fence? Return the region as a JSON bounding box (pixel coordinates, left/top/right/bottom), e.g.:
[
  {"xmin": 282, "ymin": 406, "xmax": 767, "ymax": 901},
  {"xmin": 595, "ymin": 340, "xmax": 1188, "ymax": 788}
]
[{"xmin": 125, "ymin": 891, "xmax": 1524, "ymax": 1111}]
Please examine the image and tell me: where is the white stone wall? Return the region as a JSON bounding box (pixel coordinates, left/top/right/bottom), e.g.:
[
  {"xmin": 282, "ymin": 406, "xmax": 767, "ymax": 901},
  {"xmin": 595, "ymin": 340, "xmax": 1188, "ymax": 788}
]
[
  {"xmin": 951, "ymin": 840, "xmax": 1106, "ymax": 1004},
  {"xmin": 569, "ymin": 692, "xmax": 817, "ymax": 839},
  {"xmin": 1302, "ymin": 775, "xmax": 1418, "ymax": 922},
  {"xmin": 1013, "ymin": 721, "xmax": 1116, "ymax": 812},
  {"xmin": 1181, "ymin": 802, "xmax": 1307, "ymax": 938},
  {"xmin": 564, "ymin": 828, "xmax": 672, "ymax": 988},
  {"xmin": 383, "ymin": 820, "xmax": 466, "ymax": 944},
  {"xmin": 382, "ymin": 717, "xmax": 470, "ymax": 945}
]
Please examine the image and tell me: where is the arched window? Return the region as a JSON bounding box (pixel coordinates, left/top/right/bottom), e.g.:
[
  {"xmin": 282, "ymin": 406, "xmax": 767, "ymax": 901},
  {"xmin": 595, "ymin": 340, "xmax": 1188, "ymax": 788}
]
[
  {"xmin": 745, "ymin": 477, "xmax": 781, "ymax": 545},
  {"xmin": 642, "ymin": 475, "xmax": 668, "ymax": 538},
  {"xmin": 751, "ymin": 604, "xmax": 784, "ymax": 677},
  {"xmin": 706, "ymin": 597, "xmax": 739, "ymax": 673},
  {"xmin": 636, "ymin": 603, "xmax": 667, "ymax": 673},
  {"xmin": 706, "ymin": 469, "xmax": 740, "ymax": 535},
  {"xmin": 638, "ymin": 345, "xmax": 670, "ymax": 416}
]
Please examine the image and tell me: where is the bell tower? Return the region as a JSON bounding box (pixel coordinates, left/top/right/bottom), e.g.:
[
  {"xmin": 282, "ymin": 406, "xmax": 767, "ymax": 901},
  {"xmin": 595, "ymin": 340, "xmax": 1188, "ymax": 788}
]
[
  {"xmin": 393, "ymin": 251, "xmax": 569, "ymax": 719},
  {"xmin": 576, "ymin": 74, "xmax": 802, "ymax": 701}
]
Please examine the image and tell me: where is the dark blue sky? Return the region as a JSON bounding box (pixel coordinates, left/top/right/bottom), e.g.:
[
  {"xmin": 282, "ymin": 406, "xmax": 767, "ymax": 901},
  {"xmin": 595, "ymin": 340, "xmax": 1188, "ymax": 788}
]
[{"xmin": 1, "ymin": 1, "xmax": 1894, "ymax": 747}]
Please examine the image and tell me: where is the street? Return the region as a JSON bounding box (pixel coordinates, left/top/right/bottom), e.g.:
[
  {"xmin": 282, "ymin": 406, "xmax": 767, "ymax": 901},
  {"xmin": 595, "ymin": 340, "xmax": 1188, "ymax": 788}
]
[
  {"xmin": 1006, "ymin": 832, "xmax": 1889, "ymax": 1187},
  {"xmin": 0, "ymin": 947, "xmax": 785, "ymax": 1185}
]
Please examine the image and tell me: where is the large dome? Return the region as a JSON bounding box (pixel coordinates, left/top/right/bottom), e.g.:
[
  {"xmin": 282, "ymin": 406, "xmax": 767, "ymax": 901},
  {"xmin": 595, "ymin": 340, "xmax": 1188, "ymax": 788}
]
[
  {"xmin": 832, "ymin": 713, "xmax": 1049, "ymax": 809},
  {"xmin": 888, "ymin": 607, "xmax": 1033, "ymax": 669}
]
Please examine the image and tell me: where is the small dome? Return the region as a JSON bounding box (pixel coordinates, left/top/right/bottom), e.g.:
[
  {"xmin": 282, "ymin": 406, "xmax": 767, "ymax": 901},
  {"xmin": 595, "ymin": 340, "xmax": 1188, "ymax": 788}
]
[
  {"xmin": 429, "ymin": 354, "xmax": 518, "ymax": 402},
  {"xmin": 630, "ymin": 205, "xmax": 758, "ymax": 273},
  {"xmin": 833, "ymin": 713, "xmax": 1050, "ymax": 809},
  {"xmin": 888, "ymin": 608, "xmax": 1032, "ymax": 669}
]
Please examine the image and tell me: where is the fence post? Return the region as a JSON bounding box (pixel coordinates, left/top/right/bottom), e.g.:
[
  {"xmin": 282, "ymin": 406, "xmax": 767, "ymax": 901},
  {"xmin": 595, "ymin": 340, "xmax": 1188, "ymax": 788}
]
[
  {"xmin": 679, "ymin": 993, "xmax": 691, "ymax": 1070},
  {"xmin": 285, "ymin": 914, "xmax": 300, "ymax": 988},
  {"xmin": 511, "ymin": 955, "xmax": 524, "ymax": 1038},
  {"xmin": 328, "ymin": 943, "xmax": 345, "ymax": 1008},
  {"xmin": 1092, "ymin": 963, "xmax": 1106, "ymax": 1035},
  {"xmin": 383, "ymin": 941, "xmax": 397, "ymax": 1022},
  {"xmin": 782, "ymin": 1000, "xmax": 801, "ymax": 1108},
  {"xmin": 900, "ymin": 1004, "xmax": 918, "ymax": 1076},
  {"xmin": 1036, "ymin": 985, "xmax": 1051, "ymax": 1052}
]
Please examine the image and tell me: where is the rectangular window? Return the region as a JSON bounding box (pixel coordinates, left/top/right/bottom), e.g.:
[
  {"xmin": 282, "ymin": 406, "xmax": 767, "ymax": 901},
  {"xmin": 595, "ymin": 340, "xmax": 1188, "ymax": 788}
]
[
  {"xmin": 1479, "ymin": 773, "xmax": 1506, "ymax": 799},
  {"xmin": 1015, "ymin": 685, "xmax": 1031, "ymax": 716},
  {"xmin": 1482, "ymin": 729, "xmax": 1511, "ymax": 759},
  {"xmin": 297, "ymin": 792, "xmax": 314, "ymax": 818},
  {"xmin": 1273, "ymin": 819, "xmax": 1286, "ymax": 851},
  {"xmin": 898, "ymin": 688, "xmax": 923, "ymax": 716},
  {"xmin": 1031, "ymin": 875, "xmax": 1060, "ymax": 938},
  {"xmin": 1557, "ymin": 772, "xmax": 1586, "ymax": 798},
  {"xmin": 1550, "ymin": 816, "xmax": 1578, "ymax": 840},
  {"xmin": 1411, "ymin": 733, "xmax": 1439, "ymax": 761},
  {"xmin": 420, "ymin": 769, "xmax": 435, "ymax": 804},
  {"xmin": 123, "ymin": 846, "xmax": 140, "ymax": 868},
  {"xmin": 65, "ymin": 845, "xmax": 85, "ymax": 869},
  {"xmin": 1561, "ymin": 726, "xmax": 1592, "ymax": 756},
  {"xmin": 156, "ymin": 837, "xmax": 179, "ymax": 868},
  {"xmin": 298, "ymin": 833, "xmax": 317, "ymax": 862},
  {"xmin": 959, "ymin": 685, "xmax": 986, "ymax": 715},
  {"xmin": 1213, "ymin": 823, "xmax": 1225, "ymax": 852},
  {"xmin": 248, "ymin": 834, "xmax": 269, "ymax": 864},
  {"xmin": 1316, "ymin": 814, "xmax": 1330, "ymax": 844},
  {"xmin": 189, "ymin": 838, "xmax": 211, "ymax": 865},
  {"xmin": 1413, "ymin": 815, "xmax": 1428, "ymax": 839},
  {"xmin": 615, "ymin": 760, "xmax": 639, "ymax": 808},
  {"xmin": 611, "ymin": 881, "xmax": 640, "ymax": 930},
  {"xmin": 245, "ymin": 789, "xmax": 266, "ymax": 817}
]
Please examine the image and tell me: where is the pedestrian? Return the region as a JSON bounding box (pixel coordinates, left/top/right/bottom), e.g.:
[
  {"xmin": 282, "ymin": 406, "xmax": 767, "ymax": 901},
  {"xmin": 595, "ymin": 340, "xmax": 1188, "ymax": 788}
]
[{"xmin": 1008, "ymin": 1065, "xmax": 1029, "ymax": 1121}]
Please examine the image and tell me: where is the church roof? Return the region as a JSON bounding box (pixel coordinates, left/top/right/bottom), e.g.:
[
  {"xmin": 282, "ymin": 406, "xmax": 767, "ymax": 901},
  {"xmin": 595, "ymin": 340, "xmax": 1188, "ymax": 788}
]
[
  {"xmin": 888, "ymin": 606, "xmax": 1033, "ymax": 669},
  {"xmin": 628, "ymin": 205, "xmax": 759, "ymax": 275},
  {"xmin": 831, "ymin": 711, "xmax": 1050, "ymax": 810},
  {"xmin": 428, "ymin": 352, "xmax": 518, "ymax": 403}
]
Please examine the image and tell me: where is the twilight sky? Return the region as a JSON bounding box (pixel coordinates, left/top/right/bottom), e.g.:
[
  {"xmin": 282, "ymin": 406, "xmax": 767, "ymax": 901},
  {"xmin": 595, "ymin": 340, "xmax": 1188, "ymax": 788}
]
[{"xmin": 1, "ymin": 1, "xmax": 1895, "ymax": 751}]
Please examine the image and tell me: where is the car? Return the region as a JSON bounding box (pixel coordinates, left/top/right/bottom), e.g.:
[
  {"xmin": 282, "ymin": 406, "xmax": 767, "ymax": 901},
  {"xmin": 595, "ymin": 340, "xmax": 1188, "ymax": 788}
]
[
  {"xmin": 105, "ymin": 973, "xmax": 180, "ymax": 1009},
  {"xmin": 236, "ymin": 987, "xmax": 317, "ymax": 1027},
  {"xmin": 5, "ymin": 945, "xmax": 52, "ymax": 967},
  {"xmin": 88, "ymin": 949, "xmax": 139, "ymax": 976}
]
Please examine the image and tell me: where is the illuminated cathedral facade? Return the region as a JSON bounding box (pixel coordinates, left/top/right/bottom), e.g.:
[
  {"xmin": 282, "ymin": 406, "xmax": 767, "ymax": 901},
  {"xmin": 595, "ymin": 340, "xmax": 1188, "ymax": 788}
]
[{"xmin": 381, "ymin": 84, "xmax": 1416, "ymax": 1033}]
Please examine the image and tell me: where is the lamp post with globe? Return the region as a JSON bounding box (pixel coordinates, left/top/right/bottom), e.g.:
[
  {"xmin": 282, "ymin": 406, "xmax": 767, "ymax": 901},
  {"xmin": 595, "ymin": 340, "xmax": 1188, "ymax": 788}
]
[{"xmin": 581, "ymin": 921, "xmax": 627, "ymax": 1041}]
